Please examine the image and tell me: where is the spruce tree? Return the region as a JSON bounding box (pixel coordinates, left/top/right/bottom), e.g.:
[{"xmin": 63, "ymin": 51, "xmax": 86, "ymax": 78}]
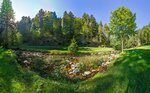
[{"xmin": 0, "ymin": 0, "xmax": 16, "ymax": 48}]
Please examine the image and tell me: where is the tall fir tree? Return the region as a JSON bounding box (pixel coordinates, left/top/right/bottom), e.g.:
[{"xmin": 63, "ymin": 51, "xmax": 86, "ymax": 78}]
[
  {"xmin": 0, "ymin": 0, "xmax": 16, "ymax": 48},
  {"xmin": 98, "ymin": 21, "xmax": 103, "ymax": 43}
]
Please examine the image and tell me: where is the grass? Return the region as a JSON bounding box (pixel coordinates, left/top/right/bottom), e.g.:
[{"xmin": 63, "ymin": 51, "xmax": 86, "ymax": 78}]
[
  {"xmin": 77, "ymin": 55, "xmax": 103, "ymax": 71},
  {"xmin": 78, "ymin": 47, "xmax": 113, "ymax": 54},
  {"xmin": 0, "ymin": 48, "xmax": 76, "ymax": 93},
  {"xmin": 11, "ymin": 45, "xmax": 114, "ymax": 54},
  {"xmin": 0, "ymin": 45, "xmax": 150, "ymax": 93},
  {"xmin": 77, "ymin": 45, "xmax": 150, "ymax": 93}
]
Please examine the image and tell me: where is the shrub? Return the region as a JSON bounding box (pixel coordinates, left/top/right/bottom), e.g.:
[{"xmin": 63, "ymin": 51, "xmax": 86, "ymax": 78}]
[
  {"xmin": 68, "ymin": 38, "xmax": 78, "ymax": 54},
  {"xmin": 13, "ymin": 32, "xmax": 23, "ymax": 46},
  {"xmin": 32, "ymin": 58, "xmax": 45, "ymax": 72},
  {"xmin": 125, "ymin": 35, "xmax": 140, "ymax": 48},
  {"xmin": 110, "ymin": 36, "xmax": 121, "ymax": 50}
]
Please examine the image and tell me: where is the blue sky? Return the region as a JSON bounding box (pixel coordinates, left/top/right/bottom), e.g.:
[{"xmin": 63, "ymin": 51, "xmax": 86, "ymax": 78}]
[{"xmin": 0, "ymin": 0, "xmax": 150, "ymax": 29}]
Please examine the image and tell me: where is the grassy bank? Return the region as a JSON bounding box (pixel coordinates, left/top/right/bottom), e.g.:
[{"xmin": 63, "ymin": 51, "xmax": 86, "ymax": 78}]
[
  {"xmin": 0, "ymin": 48, "xmax": 76, "ymax": 93},
  {"xmin": 0, "ymin": 45, "xmax": 150, "ymax": 93},
  {"xmin": 78, "ymin": 45, "xmax": 150, "ymax": 93}
]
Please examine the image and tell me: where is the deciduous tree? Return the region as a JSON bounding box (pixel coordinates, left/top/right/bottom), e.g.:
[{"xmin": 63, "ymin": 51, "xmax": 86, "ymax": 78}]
[{"xmin": 109, "ymin": 6, "xmax": 136, "ymax": 52}]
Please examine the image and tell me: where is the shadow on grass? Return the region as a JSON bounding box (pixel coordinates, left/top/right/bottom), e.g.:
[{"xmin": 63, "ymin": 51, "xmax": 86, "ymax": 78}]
[
  {"xmin": 123, "ymin": 49, "xmax": 150, "ymax": 93},
  {"xmin": 0, "ymin": 49, "xmax": 38, "ymax": 92},
  {"xmin": 0, "ymin": 49, "xmax": 76, "ymax": 93},
  {"xmin": 77, "ymin": 74, "xmax": 115, "ymax": 93},
  {"xmin": 113, "ymin": 48, "xmax": 150, "ymax": 93},
  {"xmin": 77, "ymin": 48, "xmax": 150, "ymax": 93}
]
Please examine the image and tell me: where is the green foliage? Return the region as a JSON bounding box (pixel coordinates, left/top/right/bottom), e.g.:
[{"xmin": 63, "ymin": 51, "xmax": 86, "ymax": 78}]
[
  {"xmin": 104, "ymin": 24, "xmax": 110, "ymax": 46},
  {"xmin": 62, "ymin": 11, "xmax": 75, "ymax": 44},
  {"xmin": 31, "ymin": 29, "xmax": 41, "ymax": 44},
  {"xmin": 97, "ymin": 22, "xmax": 109, "ymax": 46},
  {"xmin": 125, "ymin": 34, "xmax": 140, "ymax": 48},
  {"xmin": 110, "ymin": 35, "xmax": 121, "ymax": 50},
  {"xmin": 13, "ymin": 32, "xmax": 23, "ymax": 45},
  {"xmin": 32, "ymin": 58, "xmax": 45, "ymax": 72},
  {"xmin": 98, "ymin": 21, "xmax": 103, "ymax": 43},
  {"xmin": 68, "ymin": 38, "xmax": 78, "ymax": 54},
  {"xmin": 73, "ymin": 17, "xmax": 82, "ymax": 43},
  {"xmin": 109, "ymin": 6, "xmax": 136, "ymax": 52},
  {"xmin": 138, "ymin": 24, "xmax": 150, "ymax": 45},
  {"xmin": 17, "ymin": 16, "xmax": 32, "ymax": 42},
  {"xmin": 28, "ymin": 9, "xmax": 59, "ymax": 45},
  {"xmin": 81, "ymin": 13, "xmax": 99, "ymax": 45},
  {"xmin": 0, "ymin": 0, "xmax": 109, "ymax": 47},
  {"xmin": 0, "ymin": 0, "xmax": 16, "ymax": 48}
]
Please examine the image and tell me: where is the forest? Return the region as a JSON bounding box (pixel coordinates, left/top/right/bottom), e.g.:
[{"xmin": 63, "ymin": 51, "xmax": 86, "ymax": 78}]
[
  {"xmin": 0, "ymin": 1, "xmax": 149, "ymax": 49},
  {"xmin": 0, "ymin": 0, "xmax": 150, "ymax": 93}
]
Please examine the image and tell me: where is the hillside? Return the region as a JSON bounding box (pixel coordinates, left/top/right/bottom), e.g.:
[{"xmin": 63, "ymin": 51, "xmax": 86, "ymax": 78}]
[{"xmin": 0, "ymin": 46, "xmax": 149, "ymax": 93}]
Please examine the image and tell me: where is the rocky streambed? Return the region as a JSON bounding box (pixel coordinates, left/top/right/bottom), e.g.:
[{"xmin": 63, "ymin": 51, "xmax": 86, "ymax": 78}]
[{"xmin": 14, "ymin": 50, "xmax": 120, "ymax": 80}]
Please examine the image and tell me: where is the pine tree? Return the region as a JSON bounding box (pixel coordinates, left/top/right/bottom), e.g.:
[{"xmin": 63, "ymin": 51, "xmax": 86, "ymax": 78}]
[
  {"xmin": 98, "ymin": 21, "xmax": 103, "ymax": 43},
  {"xmin": 68, "ymin": 38, "xmax": 78, "ymax": 54},
  {"xmin": 0, "ymin": 0, "xmax": 16, "ymax": 48}
]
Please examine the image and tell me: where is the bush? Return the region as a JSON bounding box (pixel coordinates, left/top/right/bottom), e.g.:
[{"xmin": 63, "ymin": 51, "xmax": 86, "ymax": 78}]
[
  {"xmin": 13, "ymin": 32, "xmax": 23, "ymax": 46},
  {"xmin": 32, "ymin": 58, "xmax": 45, "ymax": 72},
  {"xmin": 68, "ymin": 38, "xmax": 78, "ymax": 54},
  {"xmin": 125, "ymin": 35, "xmax": 139, "ymax": 48},
  {"xmin": 110, "ymin": 36, "xmax": 121, "ymax": 50}
]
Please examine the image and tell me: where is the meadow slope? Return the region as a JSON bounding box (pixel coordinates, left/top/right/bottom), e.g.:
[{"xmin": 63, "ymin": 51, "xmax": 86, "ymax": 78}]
[{"xmin": 0, "ymin": 46, "xmax": 150, "ymax": 93}]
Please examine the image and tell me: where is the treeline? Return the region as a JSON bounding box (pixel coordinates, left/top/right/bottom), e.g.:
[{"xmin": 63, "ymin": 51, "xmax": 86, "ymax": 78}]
[
  {"xmin": 17, "ymin": 9, "xmax": 109, "ymax": 46},
  {"xmin": 0, "ymin": 0, "xmax": 150, "ymax": 50},
  {"xmin": 138, "ymin": 24, "xmax": 150, "ymax": 45}
]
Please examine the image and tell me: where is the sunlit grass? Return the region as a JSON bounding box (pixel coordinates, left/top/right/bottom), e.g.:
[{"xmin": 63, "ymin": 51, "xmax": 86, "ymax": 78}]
[
  {"xmin": 11, "ymin": 45, "xmax": 114, "ymax": 54},
  {"xmin": 78, "ymin": 45, "xmax": 150, "ymax": 93}
]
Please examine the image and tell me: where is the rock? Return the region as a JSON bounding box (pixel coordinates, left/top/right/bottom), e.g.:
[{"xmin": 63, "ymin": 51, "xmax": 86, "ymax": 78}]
[
  {"xmin": 109, "ymin": 56, "xmax": 113, "ymax": 60},
  {"xmin": 92, "ymin": 69, "xmax": 96, "ymax": 72},
  {"xmin": 71, "ymin": 64, "xmax": 76, "ymax": 69},
  {"xmin": 102, "ymin": 61, "xmax": 110, "ymax": 66},
  {"xmin": 66, "ymin": 60, "xmax": 70, "ymax": 63},
  {"xmin": 98, "ymin": 52, "xmax": 101, "ymax": 55},
  {"xmin": 23, "ymin": 60, "xmax": 31, "ymax": 67},
  {"xmin": 83, "ymin": 71, "xmax": 91, "ymax": 76},
  {"xmin": 23, "ymin": 60, "xmax": 30, "ymax": 64},
  {"xmin": 72, "ymin": 57, "xmax": 76, "ymax": 59},
  {"xmin": 72, "ymin": 68, "xmax": 79, "ymax": 74},
  {"xmin": 69, "ymin": 71, "xmax": 73, "ymax": 75},
  {"xmin": 105, "ymin": 62, "xmax": 111, "ymax": 65},
  {"xmin": 101, "ymin": 63, "xmax": 105, "ymax": 66}
]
